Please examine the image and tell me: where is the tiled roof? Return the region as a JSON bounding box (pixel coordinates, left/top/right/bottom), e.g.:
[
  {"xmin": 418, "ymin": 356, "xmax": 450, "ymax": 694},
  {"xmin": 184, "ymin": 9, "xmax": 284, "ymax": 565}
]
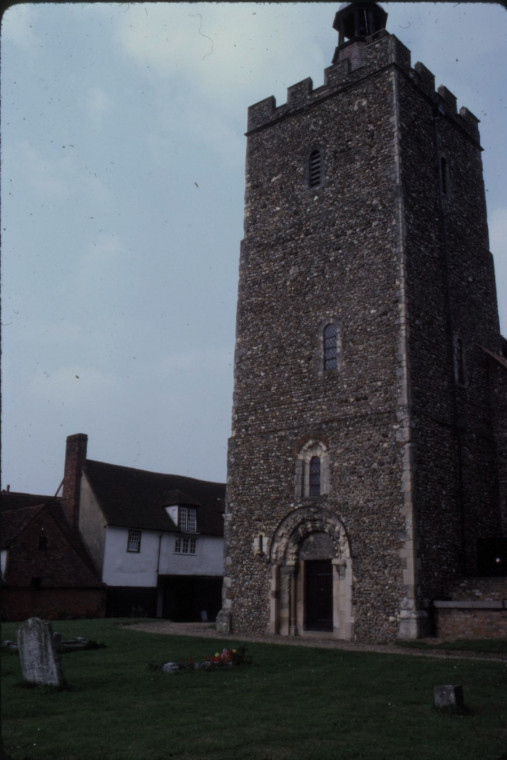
[
  {"xmin": 0, "ymin": 492, "xmax": 60, "ymax": 549},
  {"xmin": 0, "ymin": 504, "xmax": 45, "ymax": 548},
  {"xmin": 83, "ymin": 460, "xmax": 225, "ymax": 536},
  {"xmin": 0, "ymin": 491, "xmax": 57, "ymax": 511}
]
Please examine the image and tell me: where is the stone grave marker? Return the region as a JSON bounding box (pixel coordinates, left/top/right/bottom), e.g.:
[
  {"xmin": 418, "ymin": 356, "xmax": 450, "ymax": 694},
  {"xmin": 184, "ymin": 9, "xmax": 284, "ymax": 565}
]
[
  {"xmin": 17, "ymin": 618, "xmax": 64, "ymax": 687},
  {"xmin": 434, "ymin": 684, "xmax": 464, "ymax": 712}
]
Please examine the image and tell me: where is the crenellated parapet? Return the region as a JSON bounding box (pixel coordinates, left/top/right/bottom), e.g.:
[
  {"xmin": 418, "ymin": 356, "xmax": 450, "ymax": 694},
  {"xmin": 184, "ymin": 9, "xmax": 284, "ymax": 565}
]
[{"xmin": 247, "ymin": 31, "xmax": 480, "ymax": 144}]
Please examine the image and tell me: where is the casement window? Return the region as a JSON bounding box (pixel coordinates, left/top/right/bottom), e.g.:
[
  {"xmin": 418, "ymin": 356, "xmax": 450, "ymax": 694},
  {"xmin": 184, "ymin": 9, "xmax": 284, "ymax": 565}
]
[
  {"xmin": 179, "ymin": 506, "xmax": 197, "ymax": 533},
  {"xmin": 308, "ymin": 148, "xmax": 323, "ymax": 188},
  {"xmin": 175, "ymin": 537, "xmax": 196, "ymax": 555},
  {"xmin": 127, "ymin": 529, "xmax": 142, "ymax": 553}
]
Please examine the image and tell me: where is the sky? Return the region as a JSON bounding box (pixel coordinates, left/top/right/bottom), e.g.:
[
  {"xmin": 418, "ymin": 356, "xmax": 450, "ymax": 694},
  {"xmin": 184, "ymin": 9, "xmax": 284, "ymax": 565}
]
[{"xmin": 1, "ymin": 1, "xmax": 506, "ymax": 496}]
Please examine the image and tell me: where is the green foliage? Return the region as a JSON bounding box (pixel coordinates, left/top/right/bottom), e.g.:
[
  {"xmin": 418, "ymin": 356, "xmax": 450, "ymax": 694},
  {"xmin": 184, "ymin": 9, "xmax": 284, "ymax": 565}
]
[{"xmin": 2, "ymin": 619, "xmax": 507, "ymax": 760}]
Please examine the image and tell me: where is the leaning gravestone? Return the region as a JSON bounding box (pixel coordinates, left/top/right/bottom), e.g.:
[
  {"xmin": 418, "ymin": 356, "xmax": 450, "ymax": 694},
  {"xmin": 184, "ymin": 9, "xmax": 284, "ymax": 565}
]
[{"xmin": 17, "ymin": 618, "xmax": 64, "ymax": 687}]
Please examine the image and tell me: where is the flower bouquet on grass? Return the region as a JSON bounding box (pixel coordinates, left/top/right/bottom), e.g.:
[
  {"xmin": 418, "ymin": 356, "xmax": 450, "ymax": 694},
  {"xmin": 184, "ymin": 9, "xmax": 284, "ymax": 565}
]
[{"xmin": 149, "ymin": 646, "xmax": 251, "ymax": 674}]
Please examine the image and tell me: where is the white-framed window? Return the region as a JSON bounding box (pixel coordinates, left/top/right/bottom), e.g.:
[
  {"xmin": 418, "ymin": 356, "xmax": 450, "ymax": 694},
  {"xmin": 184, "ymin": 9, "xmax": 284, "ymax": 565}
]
[
  {"xmin": 175, "ymin": 537, "xmax": 196, "ymax": 555},
  {"xmin": 127, "ymin": 529, "xmax": 142, "ymax": 553},
  {"xmin": 179, "ymin": 506, "xmax": 197, "ymax": 533}
]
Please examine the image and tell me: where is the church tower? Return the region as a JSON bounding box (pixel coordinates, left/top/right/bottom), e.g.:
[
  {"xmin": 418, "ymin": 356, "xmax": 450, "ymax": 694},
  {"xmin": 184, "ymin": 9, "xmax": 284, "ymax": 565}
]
[{"xmin": 219, "ymin": 3, "xmax": 503, "ymax": 641}]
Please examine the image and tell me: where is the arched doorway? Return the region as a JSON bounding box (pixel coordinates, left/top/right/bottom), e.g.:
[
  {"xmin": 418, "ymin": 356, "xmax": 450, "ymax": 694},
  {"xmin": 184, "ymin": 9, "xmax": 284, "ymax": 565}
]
[{"xmin": 268, "ymin": 507, "xmax": 354, "ymax": 639}]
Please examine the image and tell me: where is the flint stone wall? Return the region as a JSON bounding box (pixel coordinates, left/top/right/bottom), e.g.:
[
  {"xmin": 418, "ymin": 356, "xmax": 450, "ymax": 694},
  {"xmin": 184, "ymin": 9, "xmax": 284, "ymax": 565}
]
[{"xmin": 224, "ymin": 29, "xmax": 503, "ymax": 641}]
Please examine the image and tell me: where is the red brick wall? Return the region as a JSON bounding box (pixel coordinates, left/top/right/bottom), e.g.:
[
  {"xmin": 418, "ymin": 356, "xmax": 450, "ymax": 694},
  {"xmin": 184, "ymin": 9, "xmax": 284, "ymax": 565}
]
[
  {"xmin": 436, "ymin": 608, "xmax": 507, "ymax": 639},
  {"xmin": 62, "ymin": 433, "xmax": 88, "ymax": 529},
  {"xmin": 1, "ymin": 588, "xmax": 106, "ymax": 621},
  {"xmin": 4, "ymin": 506, "xmax": 99, "ymax": 588}
]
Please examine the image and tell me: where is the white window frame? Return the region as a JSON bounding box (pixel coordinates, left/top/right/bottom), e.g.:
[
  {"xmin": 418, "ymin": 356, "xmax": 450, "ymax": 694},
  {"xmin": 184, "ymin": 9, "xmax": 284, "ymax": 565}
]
[
  {"xmin": 179, "ymin": 506, "xmax": 197, "ymax": 533},
  {"xmin": 127, "ymin": 529, "xmax": 142, "ymax": 553},
  {"xmin": 175, "ymin": 537, "xmax": 196, "ymax": 555}
]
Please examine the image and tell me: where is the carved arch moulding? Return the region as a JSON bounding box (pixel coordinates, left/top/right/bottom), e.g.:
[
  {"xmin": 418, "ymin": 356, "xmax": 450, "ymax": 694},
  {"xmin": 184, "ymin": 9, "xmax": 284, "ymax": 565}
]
[{"xmin": 269, "ymin": 506, "xmax": 351, "ymax": 565}]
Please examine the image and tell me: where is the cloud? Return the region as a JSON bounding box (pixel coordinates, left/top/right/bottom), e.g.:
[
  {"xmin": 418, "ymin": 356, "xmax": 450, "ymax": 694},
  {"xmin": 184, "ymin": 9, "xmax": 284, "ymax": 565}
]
[
  {"xmin": 28, "ymin": 364, "xmax": 122, "ymax": 406},
  {"xmin": 82, "ymin": 86, "xmax": 111, "ymax": 128},
  {"xmin": 2, "ymin": 4, "xmax": 37, "ymax": 51},
  {"xmin": 16, "ymin": 140, "xmax": 70, "ymax": 201},
  {"xmin": 113, "ymin": 3, "xmax": 328, "ymax": 110}
]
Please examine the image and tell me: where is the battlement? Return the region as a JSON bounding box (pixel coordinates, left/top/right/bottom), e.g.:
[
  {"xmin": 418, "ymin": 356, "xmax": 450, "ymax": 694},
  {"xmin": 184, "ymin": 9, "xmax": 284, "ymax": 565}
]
[{"xmin": 247, "ymin": 32, "xmax": 480, "ymax": 144}]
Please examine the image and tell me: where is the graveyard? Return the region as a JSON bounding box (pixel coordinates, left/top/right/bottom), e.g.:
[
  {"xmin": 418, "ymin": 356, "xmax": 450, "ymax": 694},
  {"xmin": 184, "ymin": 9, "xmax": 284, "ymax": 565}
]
[{"xmin": 1, "ymin": 618, "xmax": 506, "ymax": 760}]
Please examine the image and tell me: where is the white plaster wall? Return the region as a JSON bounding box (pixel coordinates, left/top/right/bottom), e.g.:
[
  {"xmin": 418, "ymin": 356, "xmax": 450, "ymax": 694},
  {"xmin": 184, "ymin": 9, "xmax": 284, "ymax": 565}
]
[
  {"xmin": 159, "ymin": 534, "xmax": 224, "ymax": 576},
  {"xmin": 102, "ymin": 526, "xmax": 161, "ymax": 587},
  {"xmin": 78, "ymin": 475, "xmax": 107, "ymax": 575}
]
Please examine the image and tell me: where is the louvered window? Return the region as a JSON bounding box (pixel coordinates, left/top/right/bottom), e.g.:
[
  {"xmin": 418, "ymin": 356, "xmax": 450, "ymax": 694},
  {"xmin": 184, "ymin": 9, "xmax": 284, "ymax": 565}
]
[
  {"xmin": 308, "ymin": 149, "xmax": 322, "ymax": 188},
  {"xmin": 323, "ymin": 323, "xmax": 338, "ymax": 370}
]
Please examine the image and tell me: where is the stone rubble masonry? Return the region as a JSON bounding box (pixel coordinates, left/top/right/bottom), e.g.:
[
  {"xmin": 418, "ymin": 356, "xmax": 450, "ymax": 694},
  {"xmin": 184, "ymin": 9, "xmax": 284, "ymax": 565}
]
[{"xmin": 222, "ymin": 25, "xmax": 504, "ymax": 642}]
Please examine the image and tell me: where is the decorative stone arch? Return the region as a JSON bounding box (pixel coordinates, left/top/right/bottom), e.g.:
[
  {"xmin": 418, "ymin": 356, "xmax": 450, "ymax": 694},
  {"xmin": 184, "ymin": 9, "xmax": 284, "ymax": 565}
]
[{"xmin": 268, "ymin": 506, "xmax": 354, "ymax": 640}]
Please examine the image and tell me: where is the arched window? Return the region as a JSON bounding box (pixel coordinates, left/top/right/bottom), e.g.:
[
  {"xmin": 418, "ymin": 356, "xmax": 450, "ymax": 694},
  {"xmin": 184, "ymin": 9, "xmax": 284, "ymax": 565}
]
[
  {"xmin": 323, "ymin": 323, "xmax": 338, "ymax": 370},
  {"xmin": 309, "ymin": 456, "xmax": 321, "ymax": 497},
  {"xmin": 295, "ymin": 441, "xmax": 329, "ymax": 499},
  {"xmin": 308, "ymin": 149, "xmax": 322, "ymax": 188}
]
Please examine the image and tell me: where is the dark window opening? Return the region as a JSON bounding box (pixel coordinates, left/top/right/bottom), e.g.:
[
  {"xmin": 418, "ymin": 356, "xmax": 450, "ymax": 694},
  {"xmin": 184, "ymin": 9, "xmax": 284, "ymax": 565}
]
[
  {"xmin": 309, "ymin": 456, "xmax": 321, "ymax": 497},
  {"xmin": 477, "ymin": 539, "xmax": 507, "ymax": 577},
  {"xmin": 38, "ymin": 535, "xmax": 48, "ymax": 551},
  {"xmin": 323, "ymin": 323, "xmax": 338, "ymax": 370},
  {"xmin": 30, "ymin": 577, "xmax": 42, "ymax": 591},
  {"xmin": 308, "ymin": 149, "xmax": 322, "ymax": 188}
]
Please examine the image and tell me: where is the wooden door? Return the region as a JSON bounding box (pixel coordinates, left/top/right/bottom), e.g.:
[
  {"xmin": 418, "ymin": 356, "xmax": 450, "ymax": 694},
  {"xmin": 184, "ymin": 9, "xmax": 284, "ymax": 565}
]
[{"xmin": 305, "ymin": 559, "xmax": 333, "ymax": 631}]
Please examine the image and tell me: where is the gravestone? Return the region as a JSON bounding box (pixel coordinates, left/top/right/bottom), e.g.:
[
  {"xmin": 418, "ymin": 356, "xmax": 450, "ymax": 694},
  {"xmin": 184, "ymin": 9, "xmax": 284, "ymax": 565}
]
[
  {"xmin": 434, "ymin": 684, "xmax": 464, "ymax": 711},
  {"xmin": 17, "ymin": 618, "xmax": 64, "ymax": 687}
]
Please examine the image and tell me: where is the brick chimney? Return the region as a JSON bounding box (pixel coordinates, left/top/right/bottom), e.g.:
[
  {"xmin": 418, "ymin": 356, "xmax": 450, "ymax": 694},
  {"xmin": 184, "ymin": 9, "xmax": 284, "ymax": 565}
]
[{"xmin": 62, "ymin": 433, "xmax": 88, "ymax": 529}]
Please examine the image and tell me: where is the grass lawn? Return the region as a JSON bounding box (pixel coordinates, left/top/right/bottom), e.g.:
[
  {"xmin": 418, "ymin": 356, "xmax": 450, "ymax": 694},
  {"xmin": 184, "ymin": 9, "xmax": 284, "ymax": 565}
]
[{"xmin": 2, "ymin": 618, "xmax": 507, "ymax": 760}]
